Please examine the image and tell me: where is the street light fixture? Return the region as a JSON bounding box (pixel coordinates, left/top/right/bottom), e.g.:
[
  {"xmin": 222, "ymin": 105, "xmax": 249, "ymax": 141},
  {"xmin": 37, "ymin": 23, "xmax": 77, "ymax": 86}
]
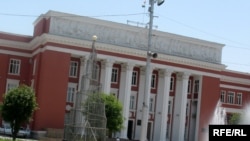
[
  {"xmin": 140, "ymin": 0, "xmax": 164, "ymax": 141},
  {"xmin": 157, "ymin": 0, "xmax": 165, "ymax": 6},
  {"xmin": 92, "ymin": 35, "xmax": 97, "ymax": 42}
]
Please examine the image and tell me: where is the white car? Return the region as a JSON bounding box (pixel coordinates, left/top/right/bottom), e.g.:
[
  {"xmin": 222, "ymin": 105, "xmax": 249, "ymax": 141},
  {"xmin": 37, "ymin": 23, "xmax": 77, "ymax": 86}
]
[{"xmin": 0, "ymin": 125, "xmax": 30, "ymax": 138}]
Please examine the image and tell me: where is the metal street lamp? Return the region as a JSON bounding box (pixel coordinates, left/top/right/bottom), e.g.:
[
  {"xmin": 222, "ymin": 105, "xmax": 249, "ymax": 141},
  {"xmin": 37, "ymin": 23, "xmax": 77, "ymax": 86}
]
[{"xmin": 140, "ymin": 0, "xmax": 164, "ymax": 141}]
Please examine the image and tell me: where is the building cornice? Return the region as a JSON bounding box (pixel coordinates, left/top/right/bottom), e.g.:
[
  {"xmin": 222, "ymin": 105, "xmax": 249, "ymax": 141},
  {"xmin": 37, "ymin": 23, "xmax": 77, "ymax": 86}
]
[
  {"xmin": 45, "ymin": 10, "xmax": 224, "ymax": 64},
  {"xmin": 220, "ymin": 75, "xmax": 250, "ymax": 86},
  {"xmin": 0, "ymin": 39, "xmax": 30, "ymax": 50},
  {"xmin": 41, "ymin": 34, "xmax": 226, "ymax": 72},
  {"xmin": 0, "ymin": 33, "xmax": 226, "ymax": 73}
]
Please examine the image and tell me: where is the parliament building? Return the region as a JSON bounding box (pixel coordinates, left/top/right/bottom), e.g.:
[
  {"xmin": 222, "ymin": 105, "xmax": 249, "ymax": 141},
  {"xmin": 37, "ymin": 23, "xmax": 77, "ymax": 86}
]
[{"xmin": 0, "ymin": 11, "xmax": 249, "ymax": 141}]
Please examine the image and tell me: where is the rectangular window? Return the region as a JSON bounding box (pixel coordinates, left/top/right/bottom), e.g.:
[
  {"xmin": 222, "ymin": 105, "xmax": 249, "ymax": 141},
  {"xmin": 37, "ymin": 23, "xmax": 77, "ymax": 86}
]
[
  {"xmin": 67, "ymin": 83, "xmax": 77, "ymax": 103},
  {"xmin": 92, "ymin": 64, "xmax": 100, "ymax": 80},
  {"xmin": 187, "ymin": 79, "xmax": 191, "ymax": 93},
  {"xmin": 111, "ymin": 67, "xmax": 119, "ymax": 83},
  {"xmin": 67, "ymin": 86, "xmax": 75, "ymax": 103},
  {"xmin": 131, "ymin": 71, "xmax": 138, "ymax": 86},
  {"xmin": 236, "ymin": 93, "xmax": 242, "ymax": 105},
  {"xmin": 194, "ymin": 80, "xmax": 199, "ymax": 93},
  {"xmin": 9, "ymin": 59, "xmax": 21, "ymax": 75},
  {"xmin": 227, "ymin": 91, "xmax": 235, "ymax": 104},
  {"xmin": 7, "ymin": 83, "xmax": 18, "ymax": 92},
  {"xmin": 170, "ymin": 77, "xmax": 174, "ymax": 91},
  {"xmin": 220, "ymin": 90, "xmax": 226, "ymax": 103},
  {"xmin": 6, "ymin": 79, "xmax": 19, "ymax": 93},
  {"xmin": 149, "ymin": 98, "xmax": 154, "ymax": 112},
  {"xmin": 129, "ymin": 95, "xmax": 135, "ymax": 109},
  {"xmin": 151, "ymin": 74, "xmax": 156, "ymax": 89},
  {"xmin": 69, "ymin": 61, "xmax": 78, "ymax": 77}
]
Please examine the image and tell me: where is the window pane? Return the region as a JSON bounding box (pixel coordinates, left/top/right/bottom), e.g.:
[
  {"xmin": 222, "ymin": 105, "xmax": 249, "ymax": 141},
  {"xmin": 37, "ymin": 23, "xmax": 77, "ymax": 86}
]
[
  {"xmin": 236, "ymin": 93, "xmax": 242, "ymax": 105},
  {"xmin": 92, "ymin": 64, "xmax": 99, "ymax": 80},
  {"xmin": 149, "ymin": 98, "xmax": 154, "ymax": 112},
  {"xmin": 69, "ymin": 61, "xmax": 78, "ymax": 77},
  {"xmin": 67, "ymin": 87, "xmax": 75, "ymax": 102},
  {"xmin": 131, "ymin": 71, "xmax": 137, "ymax": 86},
  {"xmin": 9, "ymin": 59, "xmax": 21, "ymax": 75},
  {"xmin": 194, "ymin": 80, "xmax": 199, "ymax": 93},
  {"xmin": 170, "ymin": 77, "xmax": 174, "ymax": 91},
  {"xmin": 130, "ymin": 96, "xmax": 135, "ymax": 109},
  {"xmin": 111, "ymin": 68, "xmax": 118, "ymax": 83},
  {"xmin": 220, "ymin": 91, "xmax": 225, "ymax": 103},
  {"xmin": 151, "ymin": 74, "xmax": 156, "ymax": 88},
  {"xmin": 227, "ymin": 92, "xmax": 235, "ymax": 104}
]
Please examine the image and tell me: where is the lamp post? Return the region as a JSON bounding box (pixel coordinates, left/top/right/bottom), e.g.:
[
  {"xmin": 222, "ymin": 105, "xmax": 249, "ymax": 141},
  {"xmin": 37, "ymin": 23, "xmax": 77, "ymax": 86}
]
[
  {"xmin": 140, "ymin": 0, "xmax": 164, "ymax": 141},
  {"xmin": 92, "ymin": 35, "xmax": 97, "ymax": 47}
]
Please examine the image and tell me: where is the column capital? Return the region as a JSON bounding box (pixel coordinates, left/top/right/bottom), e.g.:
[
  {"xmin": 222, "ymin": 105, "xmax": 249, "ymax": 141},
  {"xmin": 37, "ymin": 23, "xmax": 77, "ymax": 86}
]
[
  {"xmin": 121, "ymin": 62, "xmax": 135, "ymax": 71},
  {"xmin": 139, "ymin": 65, "xmax": 154, "ymax": 75},
  {"xmin": 159, "ymin": 68, "xmax": 173, "ymax": 77},
  {"xmin": 79, "ymin": 55, "xmax": 89, "ymax": 62},
  {"xmin": 101, "ymin": 58, "xmax": 115, "ymax": 68},
  {"xmin": 176, "ymin": 72, "xmax": 191, "ymax": 80}
]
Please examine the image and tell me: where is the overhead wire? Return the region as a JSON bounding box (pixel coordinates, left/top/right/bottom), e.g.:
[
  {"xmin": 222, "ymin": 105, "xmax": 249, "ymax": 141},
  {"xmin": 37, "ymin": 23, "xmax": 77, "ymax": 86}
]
[{"xmin": 0, "ymin": 12, "xmax": 249, "ymax": 70}]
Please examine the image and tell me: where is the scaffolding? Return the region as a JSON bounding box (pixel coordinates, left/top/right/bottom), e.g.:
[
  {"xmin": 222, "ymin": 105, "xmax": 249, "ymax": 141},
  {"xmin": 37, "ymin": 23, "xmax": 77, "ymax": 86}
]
[{"xmin": 64, "ymin": 36, "xmax": 107, "ymax": 141}]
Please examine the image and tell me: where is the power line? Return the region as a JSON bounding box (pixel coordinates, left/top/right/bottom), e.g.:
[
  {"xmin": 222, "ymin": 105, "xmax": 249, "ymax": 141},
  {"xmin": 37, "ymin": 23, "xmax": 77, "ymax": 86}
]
[
  {"xmin": 156, "ymin": 13, "xmax": 250, "ymax": 50},
  {"xmin": 0, "ymin": 11, "xmax": 249, "ymax": 70},
  {"xmin": 0, "ymin": 12, "xmax": 38, "ymax": 17},
  {"xmin": 1, "ymin": 11, "xmax": 250, "ymax": 50},
  {"xmin": 0, "ymin": 12, "xmax": 146, "ymax": 18}
]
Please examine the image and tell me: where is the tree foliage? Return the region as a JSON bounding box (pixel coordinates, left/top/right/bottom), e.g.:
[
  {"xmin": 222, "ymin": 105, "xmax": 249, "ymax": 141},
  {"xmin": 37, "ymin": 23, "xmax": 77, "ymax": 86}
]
[
  {"xmin": 228, "ymin": 113, "xmax": 241, "ymax": 125},
  {"xmin": 84, "ymin": 93, "xmax": 123, "ymax": 137},
  {"xmin": 102, "ymin": 94, "xmax": 123, "ymax": 136},
  {"xmin": 1, "ymin": 85, "xmax": 38, "ymax": 141}
]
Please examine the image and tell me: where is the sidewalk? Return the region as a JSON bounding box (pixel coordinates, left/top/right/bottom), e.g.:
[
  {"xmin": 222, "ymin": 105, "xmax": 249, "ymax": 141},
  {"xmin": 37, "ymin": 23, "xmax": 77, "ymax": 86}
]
[{"xmin": 0, "ymin": 135, "xmax": 37, "ymax": 141}]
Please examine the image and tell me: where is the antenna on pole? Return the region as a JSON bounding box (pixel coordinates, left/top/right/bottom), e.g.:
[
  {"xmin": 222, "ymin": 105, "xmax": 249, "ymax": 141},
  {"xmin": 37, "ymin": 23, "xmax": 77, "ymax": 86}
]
[{"xmin": 142, "ymin": 0, "xmax": 146, "ymax": 7}]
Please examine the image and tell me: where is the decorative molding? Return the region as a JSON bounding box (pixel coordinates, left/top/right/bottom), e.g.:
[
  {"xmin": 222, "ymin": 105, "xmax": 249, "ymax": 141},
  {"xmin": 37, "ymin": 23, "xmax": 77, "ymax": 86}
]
[
  {"xmin": 220, "ymin": 84, "xmax": 250, "ymax": 91},
  {"xmin": 158, "ymin": 68, "xmax": 173, "ymax": 77},
  {"xmin": 121, "ymin": 62, "xmax": 135, "ymax": 72},
  {"xmin": 48, "ymin": 11, "xmax": 224, "ymax": 64},
  {"xmin": 220, "ymin": 75, "xmax": 250, "ymax": 85},
  {"xmin": 0, "ymin": 31, "xmax": 226, "ymax": 72},
  {"xmin": 176, "ymin": 72, "xmax": 190, "ymax": 81},
  {"xmin": 0, "ymin": 11, "xmax": 228, "ymax": 73},
  {"xmin": 101, "ymin": 58, "xmax": 115, "ymax": 68}
]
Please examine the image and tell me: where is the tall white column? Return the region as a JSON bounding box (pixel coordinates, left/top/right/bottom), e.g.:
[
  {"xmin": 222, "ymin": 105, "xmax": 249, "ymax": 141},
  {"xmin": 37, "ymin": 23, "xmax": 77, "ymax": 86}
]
[
  {"xmin": 119, "ymin": 62, "xmax": 134, "ymax": 139},
  {"xmin": 100, "ymin": 58, "xmax": 114, "ymax": 94},
  {"xmin": 135, "ymin": 65, "xmax": 154, "ymax": 140},
  {"xmin": 135, "ymin": 66, "xmax": 154, "ymax": 140},
  {"xmin": 78, "ymin": 56, "xmax": 88, "ymax": 92},
  {"xmin": 134, "ymin": 67, "xmax": 146, "ymax": 140},
  {"xmin": 73, "ymin": 56, "xmax": 89, "ymax": 129},
  {"xmin": 154, "ymin": 69, "xmax": 173, "ymax": 141},
  {"xmin": 172, "ymin": 72, "xmax": 190, "ymax": 141}
]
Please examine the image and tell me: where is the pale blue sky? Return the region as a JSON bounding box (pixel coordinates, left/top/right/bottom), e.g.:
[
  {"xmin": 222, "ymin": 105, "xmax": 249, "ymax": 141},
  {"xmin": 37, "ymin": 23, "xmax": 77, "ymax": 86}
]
[{"xmin": 0, "ymin": 0, "xmax": 250, "ymax": 73}]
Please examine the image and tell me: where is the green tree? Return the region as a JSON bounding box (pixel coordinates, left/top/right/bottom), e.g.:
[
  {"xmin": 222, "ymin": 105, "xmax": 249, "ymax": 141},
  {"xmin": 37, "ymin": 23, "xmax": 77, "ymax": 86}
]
[
  {"xmin": 1, "ymin": 85, "xmax": 38, "ymax": 141},
  {"xmin": 84, "ymin": 93, "xmax": 124, "ymax": 137},
  {"xmin": 228, "ymin": 113, "xmax": 241, "ymax": 125},
  {"xmin": 102, "ymin": 94, "xmax": 123, "ymax": 137}
]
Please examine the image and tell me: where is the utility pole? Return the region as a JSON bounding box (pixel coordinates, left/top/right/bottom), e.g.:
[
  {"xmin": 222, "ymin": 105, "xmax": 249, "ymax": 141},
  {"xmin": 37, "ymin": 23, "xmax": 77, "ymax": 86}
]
[{"xmin": 140, "ymin": 0, "xmax": 164, "ymax": 141}]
